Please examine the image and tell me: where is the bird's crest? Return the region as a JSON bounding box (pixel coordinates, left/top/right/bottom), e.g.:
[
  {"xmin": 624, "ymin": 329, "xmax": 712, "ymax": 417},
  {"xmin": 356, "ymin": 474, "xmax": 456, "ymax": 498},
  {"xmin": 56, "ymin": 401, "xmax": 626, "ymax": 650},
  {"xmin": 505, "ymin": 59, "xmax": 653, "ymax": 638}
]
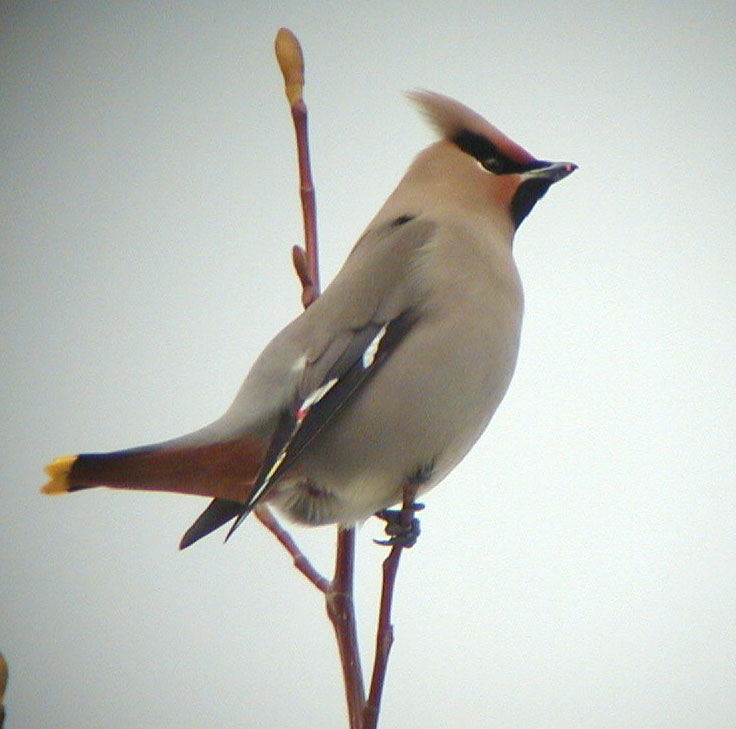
[{"xmin": 407, "ymin": 90, "xmax": 536, "ymax": 167}]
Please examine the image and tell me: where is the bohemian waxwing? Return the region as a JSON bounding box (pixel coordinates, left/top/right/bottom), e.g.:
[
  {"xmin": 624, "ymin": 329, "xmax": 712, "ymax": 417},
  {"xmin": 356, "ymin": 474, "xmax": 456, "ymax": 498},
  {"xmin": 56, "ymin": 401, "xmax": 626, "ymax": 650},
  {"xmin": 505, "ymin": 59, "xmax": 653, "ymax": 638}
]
[{"xmin": 43, "ymin": 91, "xmax": 576, "ymax": 548}]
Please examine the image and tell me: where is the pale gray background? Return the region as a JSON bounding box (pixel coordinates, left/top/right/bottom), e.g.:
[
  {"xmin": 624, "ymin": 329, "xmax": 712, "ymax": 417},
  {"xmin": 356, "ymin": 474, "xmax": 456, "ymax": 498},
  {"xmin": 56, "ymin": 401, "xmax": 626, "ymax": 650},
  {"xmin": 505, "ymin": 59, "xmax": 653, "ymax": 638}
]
[{"xmin": 2, "ymin": 2, "xmax": 735, "ymax": 728}]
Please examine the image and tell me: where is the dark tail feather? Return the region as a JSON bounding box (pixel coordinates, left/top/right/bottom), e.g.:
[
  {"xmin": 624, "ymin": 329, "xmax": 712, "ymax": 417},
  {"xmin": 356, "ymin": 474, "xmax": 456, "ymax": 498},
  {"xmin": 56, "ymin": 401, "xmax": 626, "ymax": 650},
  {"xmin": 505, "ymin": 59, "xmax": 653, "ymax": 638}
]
[{"xmin": 179, "ymin": 498, "xmax": 243, "ymax": 550}]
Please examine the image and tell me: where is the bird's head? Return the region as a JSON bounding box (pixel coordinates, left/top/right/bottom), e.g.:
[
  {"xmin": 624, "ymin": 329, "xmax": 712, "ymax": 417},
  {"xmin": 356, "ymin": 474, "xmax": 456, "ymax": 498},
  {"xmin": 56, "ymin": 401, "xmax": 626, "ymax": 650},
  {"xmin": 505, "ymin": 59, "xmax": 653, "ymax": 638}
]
[{"xmin": 406, "ymin": 90, "xmax": 576, "ymax": 229}]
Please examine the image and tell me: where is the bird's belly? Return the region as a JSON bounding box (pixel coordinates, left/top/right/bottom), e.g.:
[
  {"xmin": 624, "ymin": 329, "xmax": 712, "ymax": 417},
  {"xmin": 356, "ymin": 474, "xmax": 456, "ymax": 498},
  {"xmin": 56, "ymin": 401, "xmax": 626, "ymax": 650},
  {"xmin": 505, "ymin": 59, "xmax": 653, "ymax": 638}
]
[{"xmin": 272, "ymin": 309, "xmax": 520, "ymax": 526}]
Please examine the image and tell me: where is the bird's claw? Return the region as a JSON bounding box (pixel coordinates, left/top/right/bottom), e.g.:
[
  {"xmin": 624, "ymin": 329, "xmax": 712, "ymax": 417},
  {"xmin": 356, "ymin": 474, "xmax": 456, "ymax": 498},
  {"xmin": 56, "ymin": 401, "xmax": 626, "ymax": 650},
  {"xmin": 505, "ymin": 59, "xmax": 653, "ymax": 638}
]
[{"xmin": 374, "ymin": 502, "xmax": 424, "ymax": 548}]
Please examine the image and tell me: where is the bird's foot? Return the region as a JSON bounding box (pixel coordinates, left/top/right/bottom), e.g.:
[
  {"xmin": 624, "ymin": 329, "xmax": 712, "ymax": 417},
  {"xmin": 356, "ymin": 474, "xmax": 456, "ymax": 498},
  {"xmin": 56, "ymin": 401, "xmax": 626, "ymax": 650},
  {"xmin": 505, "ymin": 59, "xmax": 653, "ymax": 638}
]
[{"xmin": 374, "ymin": 502, "xmax": 425, "ymax": 548}]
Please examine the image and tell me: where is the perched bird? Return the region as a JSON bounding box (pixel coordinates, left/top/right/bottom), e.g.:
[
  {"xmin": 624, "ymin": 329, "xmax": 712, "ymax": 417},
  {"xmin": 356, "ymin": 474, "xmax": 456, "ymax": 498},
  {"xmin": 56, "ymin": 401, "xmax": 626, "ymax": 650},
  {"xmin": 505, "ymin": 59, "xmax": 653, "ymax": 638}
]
[{"xmin": 43, "ymin": 91, "xmax": 575, "ymax": 549}]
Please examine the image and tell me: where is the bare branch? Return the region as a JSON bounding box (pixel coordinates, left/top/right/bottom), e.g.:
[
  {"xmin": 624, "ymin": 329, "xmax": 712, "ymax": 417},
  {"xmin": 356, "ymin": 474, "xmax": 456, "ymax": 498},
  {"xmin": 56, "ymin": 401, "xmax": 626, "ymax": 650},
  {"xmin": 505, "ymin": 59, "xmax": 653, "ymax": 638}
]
[
  {"xmin": 274, "ymin": 30, "xmax": 416, "ymax": 729},
  {"xmin": 275, "ymin": 28, "xmax": 363, "ymax": 728},
  {"xmin": 362, "ymin": 484, "xmax": 420, "ymax": 729},
  {"xmin": 254, "ymin": 505, "xmax": 331, "ymax": 593},
  {"xmin": 326, "ymin": 528, "xmax": 366, "ymax": 729},
  {"xmin": 276, "ymin": 28, "xmax": 320, "ymax": 306}
]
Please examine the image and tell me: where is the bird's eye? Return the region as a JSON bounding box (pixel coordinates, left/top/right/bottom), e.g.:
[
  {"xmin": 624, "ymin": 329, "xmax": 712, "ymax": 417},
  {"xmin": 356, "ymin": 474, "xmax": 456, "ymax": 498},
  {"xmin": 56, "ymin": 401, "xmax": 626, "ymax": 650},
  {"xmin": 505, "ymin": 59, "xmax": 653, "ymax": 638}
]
[{"xmin": 481, "ymin": 157, "xmax": 504, "ymax": 174}]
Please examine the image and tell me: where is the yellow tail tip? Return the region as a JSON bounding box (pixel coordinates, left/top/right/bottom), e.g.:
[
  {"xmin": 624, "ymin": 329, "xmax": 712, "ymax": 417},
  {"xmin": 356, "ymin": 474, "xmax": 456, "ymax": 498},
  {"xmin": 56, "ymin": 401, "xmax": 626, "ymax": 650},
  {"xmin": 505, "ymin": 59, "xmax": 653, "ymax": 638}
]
[{"xmin": 42, "ymin": 455, "xmax": 78, "ymax": 494}]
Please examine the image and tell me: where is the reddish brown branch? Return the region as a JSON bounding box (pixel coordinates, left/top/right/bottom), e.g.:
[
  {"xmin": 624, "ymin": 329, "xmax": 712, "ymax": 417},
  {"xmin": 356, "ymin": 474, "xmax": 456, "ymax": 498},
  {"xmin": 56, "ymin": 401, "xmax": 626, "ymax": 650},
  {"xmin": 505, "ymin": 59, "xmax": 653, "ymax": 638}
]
[
  {"xmin": 362, "ymin": 484, "xmax": 419, "ymax": 729},
  {"xmin": 326, "ymin": 527, "xmax": 365, "ymax": 729},
  {"xmin": 276, "ymin": 28, "xmax": 320, "ymax": 307},
  {"xmin": 274, "ymin": 28, "xmax": 363, "ymax": 729},
  {"xmin": 273, "ymin": 29, "xmax": 414, "ymax": 729},
  {"xmin": 291, "ymin": 98, "xmax": 320, "ymax": 307},
  {"xmin": 254, "ymin": 505, "xmax": 330, "ymax": 593}
]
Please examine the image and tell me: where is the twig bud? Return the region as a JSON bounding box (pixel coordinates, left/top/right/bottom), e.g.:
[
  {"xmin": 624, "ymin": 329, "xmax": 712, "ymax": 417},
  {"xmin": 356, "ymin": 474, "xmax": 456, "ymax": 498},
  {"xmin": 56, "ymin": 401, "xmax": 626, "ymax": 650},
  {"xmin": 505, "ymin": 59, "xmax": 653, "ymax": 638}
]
[{"xmin": 275, "ymin": 28, "xmax": 304, "ymax": 106}]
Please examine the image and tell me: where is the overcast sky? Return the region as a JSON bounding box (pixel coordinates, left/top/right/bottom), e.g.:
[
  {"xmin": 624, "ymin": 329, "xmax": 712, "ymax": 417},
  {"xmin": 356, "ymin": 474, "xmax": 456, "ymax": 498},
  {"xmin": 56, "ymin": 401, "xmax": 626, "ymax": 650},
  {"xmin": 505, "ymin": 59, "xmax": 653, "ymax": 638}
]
[{"xmin": 2, "ymin": 2, "xmax": 735, "ymax": 728}]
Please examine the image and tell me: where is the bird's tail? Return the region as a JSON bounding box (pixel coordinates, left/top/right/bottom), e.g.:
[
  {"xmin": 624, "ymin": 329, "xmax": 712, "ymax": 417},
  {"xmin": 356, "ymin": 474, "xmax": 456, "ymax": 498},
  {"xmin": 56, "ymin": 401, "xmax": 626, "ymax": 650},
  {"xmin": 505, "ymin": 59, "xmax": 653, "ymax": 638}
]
[{"xmin": 42, "ymin": 438, "xmax": 264, "ymax": 502}]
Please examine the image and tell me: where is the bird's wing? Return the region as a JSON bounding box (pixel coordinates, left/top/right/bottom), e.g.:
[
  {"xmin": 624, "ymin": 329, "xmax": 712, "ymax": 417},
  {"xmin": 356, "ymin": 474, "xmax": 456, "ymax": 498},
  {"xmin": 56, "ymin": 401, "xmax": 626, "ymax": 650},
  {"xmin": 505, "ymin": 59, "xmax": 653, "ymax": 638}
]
[
  {"xmin": 227, "ymin": 217, "xmax": 436, "ymax": 536},
  {"xmin": 226, "ymin": 311, "xmax": 416, "ymax": 538},
  {"xmin": 182, "ymin": 217, "xmax": 438, "ymax": 546},
  {"xmin": 180, "ymin": 315, "xmax": 414, "ymax": 548}
]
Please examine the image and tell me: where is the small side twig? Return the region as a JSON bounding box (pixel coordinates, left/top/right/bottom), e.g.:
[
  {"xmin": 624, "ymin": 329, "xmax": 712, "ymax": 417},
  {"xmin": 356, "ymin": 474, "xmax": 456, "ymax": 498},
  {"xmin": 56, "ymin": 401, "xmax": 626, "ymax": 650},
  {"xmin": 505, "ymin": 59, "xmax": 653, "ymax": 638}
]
[{"xmin": 254, "ymin": 505, "xmax": 330, "ymax": 593}]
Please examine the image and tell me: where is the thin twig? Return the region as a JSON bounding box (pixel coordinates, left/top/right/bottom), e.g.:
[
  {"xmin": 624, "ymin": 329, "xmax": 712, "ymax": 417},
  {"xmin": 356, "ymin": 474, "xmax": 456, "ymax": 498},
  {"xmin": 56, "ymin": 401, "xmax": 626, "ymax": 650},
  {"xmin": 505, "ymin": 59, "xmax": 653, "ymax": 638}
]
[
  {"xmin": 291, "ymin": 97, "xmax": 320, "ymax": 307},
  {"xmin": 254, "ymin": 505, "xmax": 331, "ymax": 593},
  {"xmin": 274, "ymin": 28, "xmax": 364, "ymax": 729},
  {"xmin": 362, "ymin": 484, "xmax": 419, "ymax": 729},
  {"xmin": 275, "ymin": 27, "xmax": 320, "ymax": 307},
  {"xmin": 326, "ymin": 528, "xmax": 366, "ymax": 729}
]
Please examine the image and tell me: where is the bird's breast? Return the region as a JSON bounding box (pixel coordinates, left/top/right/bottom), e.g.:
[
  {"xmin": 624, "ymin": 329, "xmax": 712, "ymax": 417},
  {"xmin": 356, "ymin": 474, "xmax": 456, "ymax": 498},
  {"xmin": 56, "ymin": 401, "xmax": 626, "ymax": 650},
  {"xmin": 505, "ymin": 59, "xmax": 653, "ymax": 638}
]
[{"xmin": 274, "ymin": 244, "xmax": 523, "ymax": 525}]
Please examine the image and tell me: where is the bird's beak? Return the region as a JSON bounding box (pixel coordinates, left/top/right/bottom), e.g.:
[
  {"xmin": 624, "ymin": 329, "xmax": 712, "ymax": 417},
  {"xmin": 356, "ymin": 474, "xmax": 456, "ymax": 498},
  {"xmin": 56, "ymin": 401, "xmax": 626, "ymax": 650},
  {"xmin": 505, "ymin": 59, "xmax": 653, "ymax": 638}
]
[
  {"xmin": 523, "ymin": 160, "xmax": 578, "ymax": 184},
  {"xmin": 510, "ymin": 160, "xmax": 577, "ymax": 227}
]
